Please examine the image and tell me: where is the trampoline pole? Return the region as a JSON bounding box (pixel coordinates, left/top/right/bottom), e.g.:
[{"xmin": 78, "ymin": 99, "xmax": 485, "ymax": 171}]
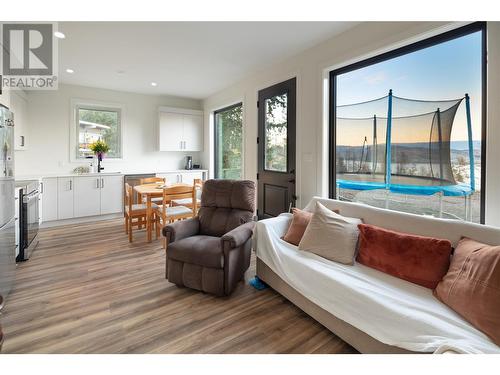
[
  {"xmin": 465, "ymin": 94, "xmax": 475, "ymax": 192},
  {"xmin": 438, "ymin": 192, "xmax": 443, "ymax": 218},
  {"xmin": 385, "ymin": 89, "xmax": 393, "ymax": 190},
  {"xmin": 436, "ymin": 108, "xmax": 444, "ymax": 181},
  {"xmin": 372, "ymin": 115, "xmax": 377, "ymax": 176},
  {"xmin": 464, "ymin": 195, "xmax": 468, "ymax": 221}
]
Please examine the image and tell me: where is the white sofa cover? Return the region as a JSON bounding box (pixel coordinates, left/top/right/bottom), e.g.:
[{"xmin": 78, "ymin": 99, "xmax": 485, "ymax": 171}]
[{"xmin": 254, "ymin": 197, "xmax": 500, "ymax": 354}]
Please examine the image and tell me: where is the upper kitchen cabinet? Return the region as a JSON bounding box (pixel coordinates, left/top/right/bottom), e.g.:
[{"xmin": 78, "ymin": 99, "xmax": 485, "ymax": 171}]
[
  {"xmin": 158, "ymin": 107, "xmax": 203, "ymax": 152},
  {"xmin": 9, "ymin": 90, "xmax": 28, "ymax": 151}
]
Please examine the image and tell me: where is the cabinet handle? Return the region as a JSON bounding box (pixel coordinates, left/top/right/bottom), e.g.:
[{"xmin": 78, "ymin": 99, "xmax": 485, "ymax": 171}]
[
  {"xmin": 96, "ymin": 178, "xmax": 100, "ymax": 188},
  {"xmin": 40, "ymin": 182, "xmax": 44, "ymax": 194},
  {"xmin": 101, "ymin": 178, "xmax": 104, "ymax": 189},
  {"xmin": 20, "ymin": 135, "xmax": 25, "ymax": 147},
  {"xmin": 69, "ymin": 180, "xmax": 72, "ymax": 190},
  {"xmin": 180, "ymin": 141, "xmax": 183, "ymax": 150}
]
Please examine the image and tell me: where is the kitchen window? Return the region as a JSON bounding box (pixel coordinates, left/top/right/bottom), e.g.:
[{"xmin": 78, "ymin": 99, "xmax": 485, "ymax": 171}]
[{"xmin": 71, "ymin": 100, "xmax": 123, "ymax": 160}]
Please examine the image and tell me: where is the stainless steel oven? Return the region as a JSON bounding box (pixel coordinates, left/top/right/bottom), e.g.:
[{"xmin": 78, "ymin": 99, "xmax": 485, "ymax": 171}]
[{"xmin": 16, "ymin": 180, "xmax": 40, "ymax": 262}]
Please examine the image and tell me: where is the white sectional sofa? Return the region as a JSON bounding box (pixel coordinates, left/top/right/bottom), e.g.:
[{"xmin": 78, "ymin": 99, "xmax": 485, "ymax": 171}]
[{"xmin": 254, "ymin": 197, "xmax": 500, "ymax": 354}]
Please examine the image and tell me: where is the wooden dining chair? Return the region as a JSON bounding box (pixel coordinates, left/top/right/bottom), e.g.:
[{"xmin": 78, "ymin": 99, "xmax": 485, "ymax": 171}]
[
  {"xmin": 125, "ymin": 183, "xmax": 158, "ymax": 242},
  {"xmin": 171, "ymin": 178, "xmax": 203, "ymax": 215},
  {"xmin": 154, "ymin": 184, "xmax": 196, "ymax": 241},
  {"xmin": 139, "ymin": 177, "xmax": 166, "ymax": 204}
]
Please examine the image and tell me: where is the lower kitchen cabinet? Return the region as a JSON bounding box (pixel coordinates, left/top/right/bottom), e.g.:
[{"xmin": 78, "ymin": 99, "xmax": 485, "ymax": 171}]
[
  {"xmin": 41, "ymin": 178, "xmax": 58, "ymax": 222},
  {"xmin": 158, "ymin": 171, "xmax": 204, "ymax": 185},
  {"xmin": 100, "ymin": 175, "xmax": 123, "ymax": 215},
  {"xmin": 57, "ymin": 177, "xmax": 75, "ymax": 220},
  {"xmin": 74, "ymin": 176, "xmax": 101, "ymax": 217},
  {"xmin": 42, "ymin": 174, "xmax": 123, "ymax": 223}
]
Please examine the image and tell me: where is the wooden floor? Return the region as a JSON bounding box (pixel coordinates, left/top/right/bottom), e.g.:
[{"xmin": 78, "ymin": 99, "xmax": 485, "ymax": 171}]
[{"xmin": 0, "ymin": 219, "xmax": 357, "ymax": 354}]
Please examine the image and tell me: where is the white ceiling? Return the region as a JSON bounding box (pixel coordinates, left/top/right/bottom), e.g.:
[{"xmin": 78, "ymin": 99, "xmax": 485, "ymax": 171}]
[{"xmin": 57, "ymin": 22, "xmax": 358, "ymax": 99}]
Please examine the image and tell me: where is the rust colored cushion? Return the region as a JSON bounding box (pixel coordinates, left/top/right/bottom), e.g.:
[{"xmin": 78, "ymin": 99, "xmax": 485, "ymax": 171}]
[
  {"xmin": 434, "ymin": 238, "xmax": 500, "ymax": 345},
  {"xmin": 283, "ymin": 208, "xmax": 313, "ymax": 246},
  {"xmin": 356, "ymin": 224, "xmax": 452, "ymax": 289}
]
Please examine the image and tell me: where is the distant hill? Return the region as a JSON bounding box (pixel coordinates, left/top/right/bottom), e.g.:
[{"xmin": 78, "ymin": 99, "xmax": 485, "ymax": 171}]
[{"xmin": 450, "ymin": 140, "xmax": 481, "ymax": 150}]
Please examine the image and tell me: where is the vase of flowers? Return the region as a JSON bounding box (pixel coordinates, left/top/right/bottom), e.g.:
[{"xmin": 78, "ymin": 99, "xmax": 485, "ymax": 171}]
[{"xmin": 89, "ymin": 139, "xmax": 110, "ymax": 173}]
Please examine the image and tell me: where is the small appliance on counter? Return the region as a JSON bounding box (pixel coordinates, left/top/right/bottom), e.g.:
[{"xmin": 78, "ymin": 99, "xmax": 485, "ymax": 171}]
[
  {"xmin": 185, "ymin": 156, "xmax": 193, "ymax": 170},
  {"xmin": 15, "ymin": 180, "xmax": 40, "ymax": 262}
]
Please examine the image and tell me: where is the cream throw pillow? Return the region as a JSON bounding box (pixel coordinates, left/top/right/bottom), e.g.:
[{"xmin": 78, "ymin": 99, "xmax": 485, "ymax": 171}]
[{"xmin": 298, "ymin": 201, "xmax": 362, "ymax": 265}]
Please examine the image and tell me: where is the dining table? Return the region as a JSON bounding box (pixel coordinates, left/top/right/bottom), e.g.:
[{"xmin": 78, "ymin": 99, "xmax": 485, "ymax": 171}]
[{"xmin": 134, "ymin": 182, "xmax": 191, "ymax": 242}]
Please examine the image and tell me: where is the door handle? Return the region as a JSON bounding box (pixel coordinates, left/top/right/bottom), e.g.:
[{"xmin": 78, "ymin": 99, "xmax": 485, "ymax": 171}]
[{"xmin": 288, "ymin": 179, "xmax": 296, "ymax": 184}]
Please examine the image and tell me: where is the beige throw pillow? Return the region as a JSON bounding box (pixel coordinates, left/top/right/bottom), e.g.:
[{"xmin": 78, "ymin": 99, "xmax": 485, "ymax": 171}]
[{"xmin": 298, "ymin": 201, "xmax": 362, "ymax": 265}]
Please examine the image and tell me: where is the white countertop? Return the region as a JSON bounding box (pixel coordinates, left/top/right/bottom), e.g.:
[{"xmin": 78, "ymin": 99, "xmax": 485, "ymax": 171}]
[{"xmin": 16, "ymin": 169, "xmax": 208, "ymax": 180}]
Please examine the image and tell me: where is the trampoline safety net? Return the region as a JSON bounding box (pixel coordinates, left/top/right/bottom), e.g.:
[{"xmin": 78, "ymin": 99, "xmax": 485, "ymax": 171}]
[{"xmin": 335, "ymin": 91, "xmax": 474, "ymax": 197}]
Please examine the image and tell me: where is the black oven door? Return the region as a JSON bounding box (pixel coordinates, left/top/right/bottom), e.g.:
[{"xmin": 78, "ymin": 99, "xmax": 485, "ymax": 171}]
[{"xmin": 24, "ymin": 189, "xmax": 40, "ymax": 250}]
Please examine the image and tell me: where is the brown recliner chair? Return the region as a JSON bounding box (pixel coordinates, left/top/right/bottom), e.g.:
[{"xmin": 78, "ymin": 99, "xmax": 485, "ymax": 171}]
[{"xmin": 162, "ymin": 179, "xmax": 256, "ymax": 296}]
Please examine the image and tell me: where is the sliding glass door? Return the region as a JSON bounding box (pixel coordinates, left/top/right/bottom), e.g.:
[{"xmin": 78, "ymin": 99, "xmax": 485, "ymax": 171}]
[{"xmin": 214, "ymin": 103, "xmax": 243, "ymax": 179}]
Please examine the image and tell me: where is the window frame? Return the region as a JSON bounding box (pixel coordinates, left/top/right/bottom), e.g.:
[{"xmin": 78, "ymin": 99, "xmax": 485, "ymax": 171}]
[
  {"xmin": 213, "ymin": 102, "xmax": 243, "ymax": 179},
  {"xmin": 329, "ymin": 21, "xmax": 487, "ymax": 223},
  {"xmin": 70, "ymin": 99, "xmax": 124, "ymax": 162}
]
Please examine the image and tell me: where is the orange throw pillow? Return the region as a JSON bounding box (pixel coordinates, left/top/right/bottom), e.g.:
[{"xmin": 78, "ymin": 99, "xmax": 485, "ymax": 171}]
[
  {"xmin": 356, "ymin": 224, "xmax": 452, "ymax": 289},
  {"xmin": 283, "ymin": 208, "xmax": 313, "ymax": 246},
  {"xmin": 434, "ymin": 238, "xmax": 500, "ymax": 345}
]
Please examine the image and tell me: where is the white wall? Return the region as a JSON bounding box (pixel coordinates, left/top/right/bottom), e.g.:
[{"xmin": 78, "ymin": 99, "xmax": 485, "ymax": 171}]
[
  {"xmin": 203, "ymin": 21, "xmax": 500, "ymax": 226},
  {"xmin": 15, "ymin": 84, "xmax": 203, "ymax": 176},
  {"xmin": 486, "ymin": 22, "xmax": 500, "ymax": 226}
]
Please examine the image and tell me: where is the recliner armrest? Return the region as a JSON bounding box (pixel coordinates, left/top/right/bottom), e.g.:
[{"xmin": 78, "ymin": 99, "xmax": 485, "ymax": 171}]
[
  {"xmin": 162, "ymin": 217, "xmax": 200, "ymax": 244},
  {"xmin": 221, "ymin": 221, "xmax": 256, "ymax": 249}
]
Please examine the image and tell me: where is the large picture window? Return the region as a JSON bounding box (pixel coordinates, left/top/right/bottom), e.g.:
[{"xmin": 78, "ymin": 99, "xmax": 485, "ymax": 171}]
[
  {"xmin": 330, "ymin": 23, "xmax": 486, "ymax": 223},
  {"xmin": 214, "ymin": 103, "xmax": 243, "ymax": 179},
  {"xmin": 72, "ymin": 102, "xmax": 122, "ymax": 159}
]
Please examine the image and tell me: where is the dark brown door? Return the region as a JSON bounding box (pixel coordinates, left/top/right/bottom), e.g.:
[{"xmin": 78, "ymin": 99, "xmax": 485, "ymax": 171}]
[{"xmin": 257, "ymin": 78, "xmax": 296, "ymax": 219}]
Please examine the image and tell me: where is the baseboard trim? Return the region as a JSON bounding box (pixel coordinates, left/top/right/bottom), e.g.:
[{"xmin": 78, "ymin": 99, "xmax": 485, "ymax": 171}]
[{"xmin": 41, "ymin": 213, "xmax": 123, "ymax": 228}]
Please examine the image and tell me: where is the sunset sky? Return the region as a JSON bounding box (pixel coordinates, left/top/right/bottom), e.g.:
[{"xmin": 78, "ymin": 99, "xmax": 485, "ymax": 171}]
[{"xmin": 336, "ymin": 30, "xmax": 482, "ymax": 144}]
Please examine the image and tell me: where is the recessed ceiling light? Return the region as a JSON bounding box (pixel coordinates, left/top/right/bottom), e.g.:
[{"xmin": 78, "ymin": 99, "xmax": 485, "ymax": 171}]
[
  {"xmin": 151, "ymin": 82, "xmax": 158, "ymax": 87},
  {"xmin": 66, "ymin": 68, "xmax": 74, "ymax": 74},
  {"xmin": 54, "ymin": 31, "xmax": 66, "ymax": 39}
]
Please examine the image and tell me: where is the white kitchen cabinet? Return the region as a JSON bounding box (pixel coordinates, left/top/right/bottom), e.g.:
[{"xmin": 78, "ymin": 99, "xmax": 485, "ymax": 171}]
[
  {"xmin": 57, "ymin": 177, "xmax": 74, "ymax": 220},
  {"xmin": 158, "ymin": 172, "xmax": 182, "ymax": 184},
  {"xmin": 182, "ymin": 114, "xmax": 203, "ymax": 151},
  {"xmin": 180, "ymin": 171, "xmax": 203, "ymax": 185},
  {"xmin": 74, "ymin": 176, "xmax": 101, "ymax": 218},
  {"xmin": 158, "ymin": 107, "xmax": 203, "ymax": 152},
  {"xmin": 159, "ymin": 112, "xmax": 184, "ymax": 151},
  {"xmin": 41, "ymin": 178, "xmax": 58, "ymax": 222},
  {"xmin": 10, "ymin": 90, "xmax": 28, "ymax": 151},
  {"xmin": 100, "ymin": 175, "xmax": 123, "ymax": 215}
]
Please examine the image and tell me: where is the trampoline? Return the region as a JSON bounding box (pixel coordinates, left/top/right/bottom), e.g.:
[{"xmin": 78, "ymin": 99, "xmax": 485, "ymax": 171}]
[{"xmin": 335, "ymin": 90, "xmax": 476, "ymax": 219}]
